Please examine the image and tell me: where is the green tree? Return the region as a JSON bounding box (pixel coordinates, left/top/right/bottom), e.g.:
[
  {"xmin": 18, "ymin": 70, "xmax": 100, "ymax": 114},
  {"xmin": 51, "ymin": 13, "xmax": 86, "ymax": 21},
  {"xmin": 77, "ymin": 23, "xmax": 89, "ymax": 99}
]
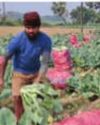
[
  {"xmin": 95, "ymin": 12, "xmax": 100, "ymax": 23},
  {"xmin": 85, "ymin": 2, "xmax": 100, "ymax": 23},
  {"xmin": 95, "ymin": 2, "xmax": 100, "ymax": 11},
  {"xmin": 85, "ymin": 2, "xmax": 95, "ymax": 9},
  {"xmin": 70, "ymin": 6, "xmax": 96, "ymax": 24},
  {"xmin": 51, "ymin": 2, "xmax": 67, "ymax": 24},
  {"xmin": 2, "ymin": 2, "xmax": 6, "ymax": 22},
  {"xmin": 85, "ymin": 2, "xmax": 100, "ymax": 12}
]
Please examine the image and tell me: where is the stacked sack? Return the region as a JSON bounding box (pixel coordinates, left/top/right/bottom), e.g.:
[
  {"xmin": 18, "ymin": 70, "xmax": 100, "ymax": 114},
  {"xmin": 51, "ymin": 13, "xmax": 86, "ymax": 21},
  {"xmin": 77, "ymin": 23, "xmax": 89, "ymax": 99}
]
[
  {"xmin": 70, "ymin": 34, "xmax": 82, "ymax": 48},
  {"xmin": 69, "ymin": 34, "xmax": 91, "ymax": 48},
  {"xmin": 46, "ymin": 47, "xmax": 73, "ymax": 89},
  {"xmin": 0, "ymin": 56, "xmax": 5, "ymax": 73}
]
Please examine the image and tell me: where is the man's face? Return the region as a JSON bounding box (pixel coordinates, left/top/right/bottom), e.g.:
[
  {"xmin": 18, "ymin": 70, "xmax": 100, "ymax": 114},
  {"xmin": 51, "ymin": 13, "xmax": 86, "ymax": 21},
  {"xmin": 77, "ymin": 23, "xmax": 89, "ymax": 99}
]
[{"xmin": 25, "ymin": 26, "xmax": 40, "ymax": 38}]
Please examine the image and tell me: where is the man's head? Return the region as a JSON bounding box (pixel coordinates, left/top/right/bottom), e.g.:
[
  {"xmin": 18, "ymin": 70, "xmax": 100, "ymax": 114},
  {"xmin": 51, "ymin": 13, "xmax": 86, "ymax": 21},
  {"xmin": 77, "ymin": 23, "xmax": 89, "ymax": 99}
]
[{"xmin": 23, "ymin": 11, "xmax": 41, "ymax": 38}]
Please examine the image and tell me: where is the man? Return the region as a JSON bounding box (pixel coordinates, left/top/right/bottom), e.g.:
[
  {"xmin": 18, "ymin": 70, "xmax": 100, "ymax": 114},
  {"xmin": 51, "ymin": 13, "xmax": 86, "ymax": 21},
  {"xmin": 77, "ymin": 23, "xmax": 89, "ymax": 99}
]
[{"xmin": 0, "ymin": 11, "xmax": 52, "ymax": 123}]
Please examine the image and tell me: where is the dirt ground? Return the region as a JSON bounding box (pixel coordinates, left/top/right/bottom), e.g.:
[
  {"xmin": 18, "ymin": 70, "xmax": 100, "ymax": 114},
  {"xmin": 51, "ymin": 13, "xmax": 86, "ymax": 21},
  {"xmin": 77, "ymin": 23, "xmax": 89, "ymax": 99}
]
[{"xmin": 0, "ymin": 26, "xmax": 95, "ymax": 36}]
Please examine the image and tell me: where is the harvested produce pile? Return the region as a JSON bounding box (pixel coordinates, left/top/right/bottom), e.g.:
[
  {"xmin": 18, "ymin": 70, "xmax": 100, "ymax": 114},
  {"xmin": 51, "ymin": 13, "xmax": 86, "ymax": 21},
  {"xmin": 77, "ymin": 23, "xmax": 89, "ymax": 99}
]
[{"xmin": 20, "ymin": 84, "xmax": 63, "ymax": 125}]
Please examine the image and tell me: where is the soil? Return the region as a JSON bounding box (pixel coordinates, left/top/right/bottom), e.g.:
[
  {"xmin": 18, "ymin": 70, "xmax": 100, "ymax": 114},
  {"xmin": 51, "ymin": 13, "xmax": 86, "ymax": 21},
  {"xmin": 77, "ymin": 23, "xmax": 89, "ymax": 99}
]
[{"xmin": 0, "ymin": 26, "xmax": 95, "ymax": 36}]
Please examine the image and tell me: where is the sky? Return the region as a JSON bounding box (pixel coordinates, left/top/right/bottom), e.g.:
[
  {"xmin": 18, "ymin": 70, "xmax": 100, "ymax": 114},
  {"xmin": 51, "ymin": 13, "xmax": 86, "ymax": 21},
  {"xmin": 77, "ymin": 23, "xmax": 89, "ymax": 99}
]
[{"xmin": 0, "ymin": 2, "xmax": 81, "ymax": 16}]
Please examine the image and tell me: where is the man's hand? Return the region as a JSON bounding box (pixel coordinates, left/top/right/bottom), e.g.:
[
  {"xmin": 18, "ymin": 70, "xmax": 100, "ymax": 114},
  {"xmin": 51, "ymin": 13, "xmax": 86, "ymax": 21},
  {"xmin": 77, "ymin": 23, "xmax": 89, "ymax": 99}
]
[
  {"xmin": 34, "ymin": 74, "xmax": 46, "ymax": 84},
  {"xmin": 0, "ymin": 78, "xmax": 4, "ymax": 91},
  {"xmin": 34, "ymin": 76, "xmax": 42, "ymax": 83}
]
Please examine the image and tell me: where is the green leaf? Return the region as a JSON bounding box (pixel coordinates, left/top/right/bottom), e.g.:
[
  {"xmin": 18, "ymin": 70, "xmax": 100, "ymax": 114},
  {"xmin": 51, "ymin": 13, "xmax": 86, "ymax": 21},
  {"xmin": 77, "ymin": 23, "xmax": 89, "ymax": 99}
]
[
  {"xmin": 0, "ymin": 107, "xmax": 16, "ymax": 125},
  {"xmin": 19, "ymin": 112, "xmax": 31, "ymax": 125},
  {"xmin": 0, "ymin": 89, "xmax": 11, "ymax": 100},
  {"xmin": 53, "ymin": 100, "xmax": 63, "ymax": 113}
]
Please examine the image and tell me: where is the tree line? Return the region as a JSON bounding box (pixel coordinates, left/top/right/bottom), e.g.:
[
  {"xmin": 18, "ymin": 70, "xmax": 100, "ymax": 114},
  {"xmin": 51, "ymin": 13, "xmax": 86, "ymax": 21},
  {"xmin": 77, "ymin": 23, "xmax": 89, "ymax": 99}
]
[
  {"xmin": 0, "ymin": 2, "xmax": 100, "ymax": 26},
  {"xmin": 51, "ymin": 2, "xmax": 100, "ymax": 24}
]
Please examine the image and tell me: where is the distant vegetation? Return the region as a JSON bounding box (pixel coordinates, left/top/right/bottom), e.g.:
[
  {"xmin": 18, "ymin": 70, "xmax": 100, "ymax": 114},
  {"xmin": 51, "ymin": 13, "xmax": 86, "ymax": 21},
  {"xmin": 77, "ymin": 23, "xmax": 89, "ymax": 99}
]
[
  {"xmin": 0, "ymin": 11, "xmax": 63, "ymax": 26},
  {"xmin": 0, "ymin": 2, "xmax": 100, "ymax": 27}
]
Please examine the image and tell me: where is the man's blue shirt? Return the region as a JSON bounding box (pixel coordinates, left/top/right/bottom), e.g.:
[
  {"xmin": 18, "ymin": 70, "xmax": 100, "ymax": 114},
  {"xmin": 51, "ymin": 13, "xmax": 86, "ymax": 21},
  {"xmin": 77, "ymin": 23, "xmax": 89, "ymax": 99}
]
[{"xmin": 6, "ymin": 31, "xmax": 52, "ymax": 74}]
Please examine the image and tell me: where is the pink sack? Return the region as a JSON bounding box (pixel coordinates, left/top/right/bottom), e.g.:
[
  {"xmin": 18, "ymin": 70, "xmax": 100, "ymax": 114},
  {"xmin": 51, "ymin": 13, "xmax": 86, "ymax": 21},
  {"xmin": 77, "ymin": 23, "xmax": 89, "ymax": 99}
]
[
  {"xmin": 52, "ymin": 49, "xmax": 73, "ymax": 71},
  {"xmin": 83, "ymin": 35, "xmax": 90, "ymax": 43},
  {"xmin": 70, "ymin": 35, "xmax": 82, "ymax": 48},
  {"xmin": 46, "ymin": 68, "xmax": 72, "ymax": 89},
  {"xmin": 46, "ymin": 49, "xmax": 73, "ymax": 89},
  {"xmin": 0, "ymin": 56, "xmax": 5, "ymax": 64},
  {"xmin": 70, "ymin": 34, "xmax": 78, "ymax": 45},
  {"xmin": 74, "ymin": 43, "xmax": 82, "ymax": 48},
  {"xmin": 0, "ymin": 56, "xmax": 5, "ymax": 72},
  {"xmin": 53, "ymin": 110, "xmax": 100, "ymax": 125}
]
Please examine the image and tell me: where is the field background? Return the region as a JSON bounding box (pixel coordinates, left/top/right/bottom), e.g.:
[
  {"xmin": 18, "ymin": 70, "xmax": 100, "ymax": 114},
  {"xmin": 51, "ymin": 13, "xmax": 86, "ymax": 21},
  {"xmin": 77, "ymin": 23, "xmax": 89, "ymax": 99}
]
[
  {"xmin": 0, "ymin": 2, "xmax": 100, "ymax": 125},
  {"xmin": 0, "ymin": 26, "xmax": 95, "ymax": 36}
]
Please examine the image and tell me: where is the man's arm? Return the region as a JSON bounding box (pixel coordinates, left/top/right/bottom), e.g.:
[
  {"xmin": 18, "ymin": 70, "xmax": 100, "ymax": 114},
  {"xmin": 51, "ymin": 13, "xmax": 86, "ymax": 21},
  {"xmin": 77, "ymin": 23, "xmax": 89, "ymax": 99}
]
[
  {"xmin": 0, "ymin": 55, "xmax": 10, "ymax": 90},
  {"xmin": 34, "ymin": 52, "xmax": 51, "ymax": 83},
  {"xmin": 0, "ymin": 36, "xmax": 19, "ymax": 90}
]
